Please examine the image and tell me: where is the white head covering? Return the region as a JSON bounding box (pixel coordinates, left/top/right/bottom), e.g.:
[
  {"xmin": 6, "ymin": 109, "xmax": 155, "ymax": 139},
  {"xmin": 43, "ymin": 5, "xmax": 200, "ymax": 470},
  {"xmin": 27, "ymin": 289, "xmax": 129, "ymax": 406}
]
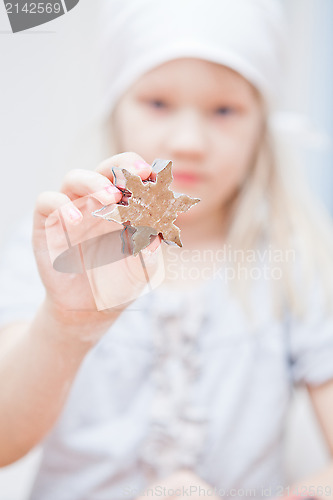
[
  {"xmin": 96, "ymin": 0, "xmax": 328, "ymax": 149},
  {"xmin": 97, "ymin": 0, "xmax": 287, "ymax": 118}
]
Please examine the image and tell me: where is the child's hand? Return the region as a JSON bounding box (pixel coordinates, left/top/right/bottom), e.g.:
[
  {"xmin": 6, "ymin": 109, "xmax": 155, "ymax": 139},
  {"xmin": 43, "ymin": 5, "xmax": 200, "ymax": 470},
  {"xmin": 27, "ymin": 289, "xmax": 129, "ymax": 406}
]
[{"xmin": 32, "ymin": 152, "xmax": 162, "ymax": 335}]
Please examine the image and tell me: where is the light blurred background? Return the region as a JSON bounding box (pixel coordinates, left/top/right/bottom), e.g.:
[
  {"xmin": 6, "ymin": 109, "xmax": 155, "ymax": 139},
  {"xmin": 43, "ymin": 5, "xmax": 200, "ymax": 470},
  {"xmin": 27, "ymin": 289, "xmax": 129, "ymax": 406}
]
[{"xmin": 0, "ymin": 0, "xmax": 332, "ymax": 498}]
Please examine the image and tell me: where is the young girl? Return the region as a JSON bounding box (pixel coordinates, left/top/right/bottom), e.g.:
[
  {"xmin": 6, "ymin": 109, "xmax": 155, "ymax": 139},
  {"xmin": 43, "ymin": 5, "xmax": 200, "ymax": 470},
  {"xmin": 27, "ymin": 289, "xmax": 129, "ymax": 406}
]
[{"xmin": 1, "ymin": 1, "xmax": 333, "ymax": 499}]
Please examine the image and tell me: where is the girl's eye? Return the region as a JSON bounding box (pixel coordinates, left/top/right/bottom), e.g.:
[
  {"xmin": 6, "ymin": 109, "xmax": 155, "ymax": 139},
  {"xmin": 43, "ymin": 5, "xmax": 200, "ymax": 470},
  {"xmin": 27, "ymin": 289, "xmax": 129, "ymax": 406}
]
[
  {"xmin": 215, "ymin": 106, "xmax": 234, "ymax": 116},
  {"xmin": 148, "ymin": 99, "xmax": 168, "ymax": 109}
]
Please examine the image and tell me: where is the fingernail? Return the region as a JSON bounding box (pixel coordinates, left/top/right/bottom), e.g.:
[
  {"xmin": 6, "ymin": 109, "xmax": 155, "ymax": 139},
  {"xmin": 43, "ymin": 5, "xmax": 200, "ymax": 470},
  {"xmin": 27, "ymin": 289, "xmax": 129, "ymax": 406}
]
[
  {"xmin": 134, "ymin": 160, "xmax": 150, "ymax": 170},
  {"xmin": 92, "ymin": 185, "xmax": 120, "ymax": 205},
  {"xmin": 104, "ymin": 184, "xmax": 120, "ymax": 195},
  {"xmin": 67, "ymin": 207, "xmax": 82, "ymax": 224}
]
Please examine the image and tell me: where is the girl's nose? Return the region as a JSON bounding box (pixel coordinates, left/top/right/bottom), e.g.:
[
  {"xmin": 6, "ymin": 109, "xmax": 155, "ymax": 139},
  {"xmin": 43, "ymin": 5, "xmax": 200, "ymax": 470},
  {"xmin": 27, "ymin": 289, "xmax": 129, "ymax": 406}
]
[{"xmin": 166, "ymin": 109, "xmax": 206, "ymax": 158}]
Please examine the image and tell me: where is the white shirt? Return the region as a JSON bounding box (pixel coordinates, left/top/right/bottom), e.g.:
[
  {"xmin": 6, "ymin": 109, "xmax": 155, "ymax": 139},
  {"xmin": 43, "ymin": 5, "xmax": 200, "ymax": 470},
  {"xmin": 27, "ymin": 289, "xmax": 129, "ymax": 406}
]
[{"xmin": 1, "ymin": 214, "xmax": 333, "ymax": 500}]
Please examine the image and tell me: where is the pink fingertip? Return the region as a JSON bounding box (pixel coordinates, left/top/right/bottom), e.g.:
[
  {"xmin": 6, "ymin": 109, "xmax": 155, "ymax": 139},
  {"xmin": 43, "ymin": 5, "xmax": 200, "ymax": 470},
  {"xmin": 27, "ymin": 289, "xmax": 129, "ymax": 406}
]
[
  {"xmin": 67, "ymin": 207, "xmax": 82, "ymax": 224},
  {"xmin": 134, "ymin": 160, "xmax": 151, "ymax": 170},
  {"xmin": 104, "ymin": 184, "xmax": 120, "ymax": 195}
]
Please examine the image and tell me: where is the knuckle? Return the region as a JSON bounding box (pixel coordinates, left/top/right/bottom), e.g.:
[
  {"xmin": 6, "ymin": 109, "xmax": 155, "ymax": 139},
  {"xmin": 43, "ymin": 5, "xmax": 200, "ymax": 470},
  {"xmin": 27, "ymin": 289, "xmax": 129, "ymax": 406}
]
[
  {"xmin": 123, "ymin": 151, "xmax": 143, "ymax": 160},
  {"xmin": 70, "ymin": 168, "xmax": 86, "ymax": 175},
  {"xmin": 62, "ymin": 168, "xmax": 86, "ymax": 184},
  {"xmin": 35, "ymin": 191, "xmax": 51, "ymax": 205},
  {"xmin": 113, "ymin": 151, "xmax": 145, "ymax": 164}
]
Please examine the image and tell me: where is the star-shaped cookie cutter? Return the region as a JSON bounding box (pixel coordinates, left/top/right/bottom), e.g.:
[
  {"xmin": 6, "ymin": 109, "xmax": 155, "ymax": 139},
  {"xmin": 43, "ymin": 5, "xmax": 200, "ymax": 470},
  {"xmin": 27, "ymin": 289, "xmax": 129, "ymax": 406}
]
[{"xmin": 91, "ymin": 159, "xmax": 200, "ymax": 256}]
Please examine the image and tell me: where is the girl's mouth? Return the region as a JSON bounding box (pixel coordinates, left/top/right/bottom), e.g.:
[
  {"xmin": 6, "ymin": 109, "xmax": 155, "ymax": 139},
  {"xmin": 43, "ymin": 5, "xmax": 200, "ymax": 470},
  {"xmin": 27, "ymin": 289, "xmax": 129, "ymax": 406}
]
[{"xmin": 172, "ymin": 171, "xmax": 202, "ymax": 185}]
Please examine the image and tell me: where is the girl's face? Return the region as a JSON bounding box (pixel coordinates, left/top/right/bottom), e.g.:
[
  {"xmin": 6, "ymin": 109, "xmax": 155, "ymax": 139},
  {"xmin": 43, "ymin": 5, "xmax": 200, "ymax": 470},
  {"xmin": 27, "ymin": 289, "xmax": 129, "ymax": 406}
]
[{"xmin": 111, "ymin": 58, "xmax": 265, "ymax": 225}]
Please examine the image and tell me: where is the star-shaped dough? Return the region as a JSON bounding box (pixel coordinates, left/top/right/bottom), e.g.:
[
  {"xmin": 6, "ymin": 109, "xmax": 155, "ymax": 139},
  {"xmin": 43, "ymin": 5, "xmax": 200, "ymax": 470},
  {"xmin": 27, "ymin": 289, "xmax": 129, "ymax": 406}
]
[{"xmin": 93, "ymin": 160, "xmax": 200, "ymax": 255}]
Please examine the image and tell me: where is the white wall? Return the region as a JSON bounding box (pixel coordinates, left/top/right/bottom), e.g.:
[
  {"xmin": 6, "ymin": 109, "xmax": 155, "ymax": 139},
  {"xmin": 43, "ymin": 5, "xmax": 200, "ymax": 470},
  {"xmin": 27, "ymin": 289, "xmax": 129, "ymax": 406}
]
[
  {"xmin": 0, "ymin": 0, "xmax": 105, "ymax": 246},
  {"xmin": 282, "ymin": 0, "xmax": 333, "ymax": 212}
]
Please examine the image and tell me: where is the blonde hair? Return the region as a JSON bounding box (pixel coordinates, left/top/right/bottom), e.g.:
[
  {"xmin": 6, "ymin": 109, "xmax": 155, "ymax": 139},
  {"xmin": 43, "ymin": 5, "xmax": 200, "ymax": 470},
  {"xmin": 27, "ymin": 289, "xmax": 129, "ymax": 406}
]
[{"xmin": 225, "ymin": 119, "xmax": 333, "ymax": 321}]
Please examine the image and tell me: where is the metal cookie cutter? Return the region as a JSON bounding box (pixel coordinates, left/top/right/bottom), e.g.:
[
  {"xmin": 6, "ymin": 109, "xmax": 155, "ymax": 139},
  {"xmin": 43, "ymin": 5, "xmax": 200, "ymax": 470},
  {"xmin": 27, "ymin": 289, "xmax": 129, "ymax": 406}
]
[{"xmin": 91, "ymin": 159, "xmax": 172, "ymax": 255}]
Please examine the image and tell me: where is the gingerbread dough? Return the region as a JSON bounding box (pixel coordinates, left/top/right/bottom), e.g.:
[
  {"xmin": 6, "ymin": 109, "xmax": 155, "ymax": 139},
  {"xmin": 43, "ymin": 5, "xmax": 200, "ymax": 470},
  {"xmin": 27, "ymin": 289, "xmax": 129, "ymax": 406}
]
[{"xmin": 93, "ymin": 160, "xmax": 200, "ymax": 255}]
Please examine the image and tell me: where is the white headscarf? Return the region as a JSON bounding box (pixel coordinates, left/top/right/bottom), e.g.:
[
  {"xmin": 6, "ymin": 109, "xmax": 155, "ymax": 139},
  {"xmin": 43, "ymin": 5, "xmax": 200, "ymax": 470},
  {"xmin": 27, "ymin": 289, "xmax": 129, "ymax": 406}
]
[
  {"xmin": 96, "ymin": 0, "xmax": 328, "ymax": 149},
  {"xmin": 97, "ymin": 0, "xmax": 286, "ymax": 116}
]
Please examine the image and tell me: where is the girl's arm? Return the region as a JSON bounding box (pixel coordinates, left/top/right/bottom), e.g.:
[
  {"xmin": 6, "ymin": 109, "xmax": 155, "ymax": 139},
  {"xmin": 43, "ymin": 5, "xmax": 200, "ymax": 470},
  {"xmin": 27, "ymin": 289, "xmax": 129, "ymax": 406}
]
[
  {"xmin": 0, "ymin": 297, "xmax": 120, "ymax": 467},
  {"xmin": 0, "ymin": 152, "xmax": 162, "ymax": 467},
  {"xmin": 287, "ymin": 381, "xmax": 333, "ymax": 500}
]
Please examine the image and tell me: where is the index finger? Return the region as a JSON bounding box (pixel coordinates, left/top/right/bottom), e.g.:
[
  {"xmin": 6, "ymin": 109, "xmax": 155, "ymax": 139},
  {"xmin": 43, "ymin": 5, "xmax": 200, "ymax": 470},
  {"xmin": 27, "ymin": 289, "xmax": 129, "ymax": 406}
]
[{"xmin": 95, "ymin": 152, "xmax": 153, "ymax": 184}]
